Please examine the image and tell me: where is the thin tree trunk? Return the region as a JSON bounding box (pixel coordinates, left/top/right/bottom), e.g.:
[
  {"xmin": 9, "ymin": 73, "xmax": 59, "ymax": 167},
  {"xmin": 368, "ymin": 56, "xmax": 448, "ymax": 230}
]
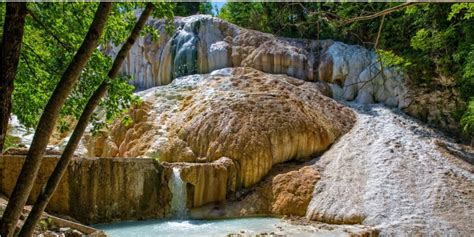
[
  {"xmin": 0, "ymin": 3, "xmax": 112, "ymax": 237},
  {"xmin": 0, "ymin": 3, "xmax": 27, "ymax": 153},
  {"xmin": 18, "ymin": 4, "xmax": 154, "ymax": 237},
  {"xmin": 374, "ymin": 15, "xmax": 385, "ymax": 50}
]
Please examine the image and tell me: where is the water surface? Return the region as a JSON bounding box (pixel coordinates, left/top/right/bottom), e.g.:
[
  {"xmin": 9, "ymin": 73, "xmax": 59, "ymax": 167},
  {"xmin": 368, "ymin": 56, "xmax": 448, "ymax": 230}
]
[{"xmin": 94, "ymin": 217, "xmax": 315, "ymax": 237}]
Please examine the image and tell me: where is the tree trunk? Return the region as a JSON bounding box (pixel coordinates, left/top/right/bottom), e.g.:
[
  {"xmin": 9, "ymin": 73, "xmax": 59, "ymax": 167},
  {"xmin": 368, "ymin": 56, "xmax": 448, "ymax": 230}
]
[
  {"xmin": 0, "ymin": 3, "xmax": 27, "ymax": 153},
  {"xmin": 0, "ymin": 3, "xmax": 112, "ymax": 237},
  {"xmin": 17, "ymin": 3, "xmax": 154, "ymax": 237}
]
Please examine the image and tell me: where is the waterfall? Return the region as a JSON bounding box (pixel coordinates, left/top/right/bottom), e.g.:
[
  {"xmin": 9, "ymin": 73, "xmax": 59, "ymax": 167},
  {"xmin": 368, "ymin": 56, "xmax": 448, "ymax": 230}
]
[{"xmin": 168, "ymin": 167, "xmax": 188, "ymax": 219}]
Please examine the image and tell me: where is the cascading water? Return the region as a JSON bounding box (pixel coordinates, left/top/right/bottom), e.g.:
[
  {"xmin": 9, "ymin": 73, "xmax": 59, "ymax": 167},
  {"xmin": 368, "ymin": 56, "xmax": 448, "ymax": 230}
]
[{"xmin": 168, "ymin": 167, "xmax": 188, "ymax": 219}]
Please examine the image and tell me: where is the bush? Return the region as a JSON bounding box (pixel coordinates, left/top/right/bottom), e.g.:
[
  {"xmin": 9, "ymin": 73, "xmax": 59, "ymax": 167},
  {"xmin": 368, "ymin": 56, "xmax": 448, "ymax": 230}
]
[
  {"xmin": 461, "ymin": 99, "xmax": 474, "ymax": 137},
  {"xmin": 3, "ymin": 134, "xmax": 21, "ymax": 152}
]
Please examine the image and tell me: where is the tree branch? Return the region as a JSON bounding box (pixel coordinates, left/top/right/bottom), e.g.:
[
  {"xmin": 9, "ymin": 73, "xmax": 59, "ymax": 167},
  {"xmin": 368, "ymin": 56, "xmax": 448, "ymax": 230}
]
[
  {"xmin": 27, "ymin": 8, "xmax": 73, "ymax": 51},
  {"xmin": 374, "ymin": 14, "xmax": 385, "ymax": 50},
  {"xmin": 22, "ymin": 42, "xmax": 61, "ymax": 75},
  {"xmin": 341, "ymin": 2, "xmax": 421, "ymax": 25}
]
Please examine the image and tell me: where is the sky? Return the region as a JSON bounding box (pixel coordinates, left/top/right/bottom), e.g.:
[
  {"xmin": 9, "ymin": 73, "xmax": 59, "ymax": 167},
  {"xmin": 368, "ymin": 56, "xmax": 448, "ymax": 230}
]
[{"xmin": 211, "ymin": 1, "xmax": 227, "ymax": 15}]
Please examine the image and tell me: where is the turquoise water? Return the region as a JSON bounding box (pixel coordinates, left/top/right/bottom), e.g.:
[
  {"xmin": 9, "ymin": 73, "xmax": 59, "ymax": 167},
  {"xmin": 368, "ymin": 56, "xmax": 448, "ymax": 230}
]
[{"xmin": 94, "ymin": 218, "xmax": 297, "ymax": 237}]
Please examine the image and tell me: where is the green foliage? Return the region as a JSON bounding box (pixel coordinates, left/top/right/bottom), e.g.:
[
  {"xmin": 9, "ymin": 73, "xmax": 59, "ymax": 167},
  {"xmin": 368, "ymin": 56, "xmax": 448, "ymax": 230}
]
[
  {"xmin": 0, "ymin": 4, "xmax": 5, "ymax": 35},
  {"xmin": 218, "ymin": 3, "xmax": 270, "ymax": 33},
  {"xmin": 459, "ymin": 47, "xmax": 474, "ymax": 101},
  {"xmin": 3, "ymin": 134, "xmax": 21, "ymax": 152},
  {"xmin": 199, "ymin": 3, "xmax": 213, "ymax": 15},
  {"xmin": 449, "ymin": 3, "xmax": 474, "ymax": 20},
  {"xmin": 377, "ymin": 49, "xmax": 411, "ymax": 68},
  {"xmin": 1, "ymin": 3, "xmax": 174, "ymax": 133},
  {"xmin": 153, "ymin": 2, "xmax": 176, "ymax": 35},
  {"xmin": 38, "ymin": 217, "xmax": 53, "ymax": 231},
  {"xmin": 411, "ymin": 29, "xmax": 440, "ymax": 52},
  {"xmin": 174, "ymin": 2, "xmax": 213, "ymax": 16},
  {"xmin": 461, "ymin": 99, "xmax": 474, "ymax": 137}
]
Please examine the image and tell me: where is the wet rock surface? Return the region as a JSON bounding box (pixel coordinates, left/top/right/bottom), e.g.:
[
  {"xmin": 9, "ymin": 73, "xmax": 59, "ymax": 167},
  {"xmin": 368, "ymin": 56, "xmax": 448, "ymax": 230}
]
[
  {"xmin": 115, "ymin": 15, "xmax": 408, "ymax": 108},
  {"xmin": 163, "ymin": 157, "xmax": 237, "ymax": 208},
  {"xmin": 86, "ymin": 67, "xmax": 355, "ymax": 192},
  {"xmin": 306, "ymin": 103, "xmax": 474, "ymax": 235},
  {"xmin": 189, "ymin": 159, "xmax": 319, "ymax": 219},
  {"xmin": 0, "ymin": 156, "xmax": 169, "ymax": 224}
]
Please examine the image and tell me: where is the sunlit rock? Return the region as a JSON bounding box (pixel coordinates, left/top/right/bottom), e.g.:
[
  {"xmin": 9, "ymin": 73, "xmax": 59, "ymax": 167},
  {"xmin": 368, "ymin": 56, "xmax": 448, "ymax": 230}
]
[
  {"xmin": 112, "ymin": 15, "xmax": 407, "ymax": 107},
  {"xmin": 318, "ymin": 42, "xmax": 408, "ymax": 108},
  {"xmin": 164, "ymin": 157, "xmax": 237, "ymax": 208},
  {"xmin": 85, "ymin": 67, "xmax": 355, "ymax": 190},
  {"xmin": 0, "ymin": 155, "xmax": 168, "ymax": 224},
  {"xmin": 189, "ymin": 163, "xmax": 319, "ymax": 219},
  {"xmin": 305, "ymin": 103, "xmax": 474, "ymax": 235}
]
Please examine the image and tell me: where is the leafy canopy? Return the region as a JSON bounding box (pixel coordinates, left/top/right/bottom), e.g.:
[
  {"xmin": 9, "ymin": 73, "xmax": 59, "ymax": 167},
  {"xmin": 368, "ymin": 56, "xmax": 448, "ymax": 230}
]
[{"xmin": 0, "ymin": 3, "xmax": 174, "ymax": 134}]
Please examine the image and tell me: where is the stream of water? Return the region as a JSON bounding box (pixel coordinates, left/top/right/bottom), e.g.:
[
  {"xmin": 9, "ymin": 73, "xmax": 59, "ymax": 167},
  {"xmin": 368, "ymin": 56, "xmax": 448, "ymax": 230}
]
[{"xmin": 168, "ymin": 167, "xmax": 188, "ymax": 219}]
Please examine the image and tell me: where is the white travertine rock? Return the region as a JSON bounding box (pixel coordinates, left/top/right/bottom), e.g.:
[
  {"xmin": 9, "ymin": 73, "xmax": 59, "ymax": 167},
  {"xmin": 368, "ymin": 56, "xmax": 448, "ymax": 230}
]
[
  {"xmin": 306, "ymin": 103, "xmax": 474, "ymax": 235},
  {"xmin": 113, "ymin": 15, "xmax": 407, "ymax": 108},
  {"xmin": 319, "ymin": 42, "xmax": 408, "ymax": 108},
  {"xmin": 85, "ymin": 67, "xmax": 355, "ymax": 189}
]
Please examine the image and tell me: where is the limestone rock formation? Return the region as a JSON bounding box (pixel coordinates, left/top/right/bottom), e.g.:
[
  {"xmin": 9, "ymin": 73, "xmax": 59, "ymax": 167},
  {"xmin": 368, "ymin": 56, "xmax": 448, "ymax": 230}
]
[
  {"xmin": 319, "ymin": 42, "xmax": 408, "ymax": 108},
  {"xmin": 270, "ymin": 166, "xmax": 319, "ymax": 216},
  {"xmin": 189, "ymin": 161, "xmax": 320, "ymax": 219},
  {"xmin": 305, "ymin": 103, "xmax": 474, "ymax": 235},
  {"xmin": 403, "ymin": 76, "xmax": 466, "ymax": 136},
  {"xmin": 112, "ymin": 15, "xmax": 407, "ymax": 108},
  {"xmin": 85, "ymin": 67, "xmax": 355, "ymax": 193},
  {"xmin": 0, "ymin": 155, "xmax": 169, "ymax": 224},
  {"xmin": 163, "ymin": 157, "xmax": 237, "ymax": 208}
]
